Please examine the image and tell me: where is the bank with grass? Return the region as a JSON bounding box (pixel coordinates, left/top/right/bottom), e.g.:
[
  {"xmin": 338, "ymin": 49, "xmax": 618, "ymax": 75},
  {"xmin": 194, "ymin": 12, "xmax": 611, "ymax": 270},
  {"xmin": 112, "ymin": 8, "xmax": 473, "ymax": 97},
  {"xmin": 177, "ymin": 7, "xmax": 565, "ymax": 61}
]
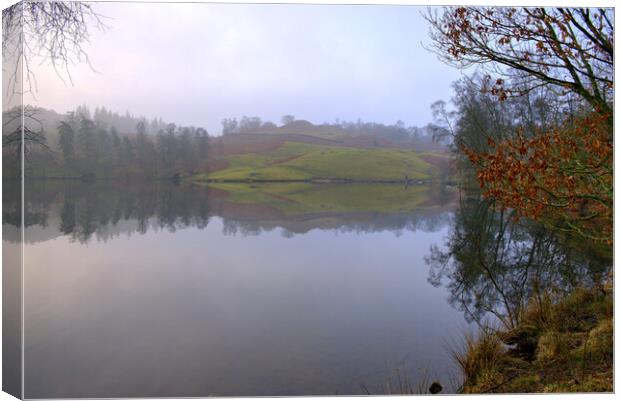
[{"xmin": 453, "ymin": 285, "xmax": 613, "ymax": 393}]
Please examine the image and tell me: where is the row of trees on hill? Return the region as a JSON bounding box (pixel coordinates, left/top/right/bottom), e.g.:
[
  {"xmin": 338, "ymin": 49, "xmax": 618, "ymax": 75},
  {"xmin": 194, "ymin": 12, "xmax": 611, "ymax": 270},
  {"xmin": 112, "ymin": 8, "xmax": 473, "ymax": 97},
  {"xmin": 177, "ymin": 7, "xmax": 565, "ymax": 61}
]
[
  {"xmin": 221, "ymin": 114, "xmax": 297, "ymax": 135},
  {"xmin": 221, "ymin": 116, "xmax": 276, "ymax": 135},
  {"xmin": 221, "ymin": 114, "xmax": 443, "ymax": 143},
  {"xmin": 336, "ymin": 119, "xmax": 423, "ymax": 141},
  {"xmin": 82, "ymin": 105, "xmax": 168, "ymax": 135},
  {"xmin": 2, "ymin": 105, "xmax": 210, "ymax": 180},
  {"xmin": 55, "ymin": 112, "xmax": 209, "ymax": 178}
]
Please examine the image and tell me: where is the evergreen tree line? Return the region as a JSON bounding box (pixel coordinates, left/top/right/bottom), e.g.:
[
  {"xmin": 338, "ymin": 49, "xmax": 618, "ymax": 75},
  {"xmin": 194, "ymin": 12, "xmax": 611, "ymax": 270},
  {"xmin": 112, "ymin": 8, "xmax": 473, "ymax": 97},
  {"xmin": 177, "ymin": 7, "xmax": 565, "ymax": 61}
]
[
  {"xmin": 57, "ymin": 112, "xmax": 209, "ymax": 179},
  {"xmin": 77, "ymin": 105, "xmax": 168, "ymax": 135}
]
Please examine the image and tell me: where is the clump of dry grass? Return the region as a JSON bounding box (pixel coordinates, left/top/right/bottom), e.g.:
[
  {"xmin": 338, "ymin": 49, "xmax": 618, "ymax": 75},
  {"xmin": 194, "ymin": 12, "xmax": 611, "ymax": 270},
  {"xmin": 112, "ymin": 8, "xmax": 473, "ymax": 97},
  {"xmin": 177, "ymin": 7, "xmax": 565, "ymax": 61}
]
[
  {"xmin": 536, "ymin": 331, "xmax": 571, "ymax": 364},
  {"xmin": 452, "ymin": 286, "xmax": 613, "ymax": 394},
  {"xmin": 449, "ymin": 330, "xmax": 504, "ymax": 384},
  {"xmin": 585, "ymin": 318, "xmax": 613, "ymax": 363}
]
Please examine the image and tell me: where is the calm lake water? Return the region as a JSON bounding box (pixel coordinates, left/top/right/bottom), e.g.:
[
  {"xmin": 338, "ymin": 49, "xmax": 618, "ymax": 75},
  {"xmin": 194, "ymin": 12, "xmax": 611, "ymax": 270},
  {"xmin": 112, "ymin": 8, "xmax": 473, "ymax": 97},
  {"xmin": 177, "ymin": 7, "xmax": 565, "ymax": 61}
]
[{"xmin": 5, "ymin": 181, "xmax": 472, "ymax": 397}]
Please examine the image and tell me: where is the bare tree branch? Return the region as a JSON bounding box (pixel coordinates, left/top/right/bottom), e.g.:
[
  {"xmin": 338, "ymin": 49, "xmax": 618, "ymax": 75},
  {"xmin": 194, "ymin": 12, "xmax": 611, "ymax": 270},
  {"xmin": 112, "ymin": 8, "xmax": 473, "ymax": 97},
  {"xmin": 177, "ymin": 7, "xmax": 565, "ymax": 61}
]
[
  {"xmin": 424, "ymin": 7, "xmax": 613, "ymax": 114},
  {"xmin": 2, "ymin": 105, "xmax": 49, "ymax": 159},
  {"xmin": 2, "ymin": 1, "xmax": 107, "ymax": 98}
]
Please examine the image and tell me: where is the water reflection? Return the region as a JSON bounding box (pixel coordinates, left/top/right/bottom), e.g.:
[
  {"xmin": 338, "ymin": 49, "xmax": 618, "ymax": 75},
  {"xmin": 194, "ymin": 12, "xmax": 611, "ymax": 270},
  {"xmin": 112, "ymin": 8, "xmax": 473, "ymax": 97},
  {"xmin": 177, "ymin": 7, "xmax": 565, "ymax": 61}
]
[
  {"xmin": 426, "ymin": 191, "xmax": 612, "ymax": 330},
  {"xmin": 4, "ymin": 181, "xmax": 457, "ymax": 243},
  {"xmin": 6, "ymin": 181, "xmax": 611, "ymax": 397},
  {"xmin": 11, "ymin": 181, "xmax": 468, "ymax": 397}
]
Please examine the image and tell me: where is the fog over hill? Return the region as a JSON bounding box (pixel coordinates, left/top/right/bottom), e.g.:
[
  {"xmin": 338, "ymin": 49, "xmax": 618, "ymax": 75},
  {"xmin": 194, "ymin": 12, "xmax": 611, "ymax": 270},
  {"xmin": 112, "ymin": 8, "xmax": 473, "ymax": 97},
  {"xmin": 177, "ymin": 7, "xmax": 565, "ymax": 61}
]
[
  {"xmin": 5, "ymin": 105, "xmax": 448, "ymax": 153},
  {"xmin": 3, "ymin": 103, "xmax": 450, "ymax": 182}
]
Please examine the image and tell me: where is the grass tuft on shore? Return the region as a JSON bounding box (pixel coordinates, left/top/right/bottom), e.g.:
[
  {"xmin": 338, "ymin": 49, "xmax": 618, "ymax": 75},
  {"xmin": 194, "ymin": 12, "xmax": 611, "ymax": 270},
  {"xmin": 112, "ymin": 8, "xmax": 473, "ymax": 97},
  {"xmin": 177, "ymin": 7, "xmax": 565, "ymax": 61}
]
[{"xmin": 453, "ymin": 286, "xmax": 613, "ymax": 393}]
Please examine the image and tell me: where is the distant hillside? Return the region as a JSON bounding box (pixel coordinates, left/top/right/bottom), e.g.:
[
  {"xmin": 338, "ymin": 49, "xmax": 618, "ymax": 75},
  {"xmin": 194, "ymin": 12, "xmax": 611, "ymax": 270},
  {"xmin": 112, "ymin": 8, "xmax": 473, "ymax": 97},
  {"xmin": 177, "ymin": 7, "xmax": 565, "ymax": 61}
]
[
  {"xmin": 196, "ymin": 140, "xmax": 453, "ymax": 183},
  {"xmin": 4, "ymin": 106, "xmax": 451, "ymax": 182},
  {"xmin": 221, "ymin": 118, "xmax": 448, "ymax": 153}
]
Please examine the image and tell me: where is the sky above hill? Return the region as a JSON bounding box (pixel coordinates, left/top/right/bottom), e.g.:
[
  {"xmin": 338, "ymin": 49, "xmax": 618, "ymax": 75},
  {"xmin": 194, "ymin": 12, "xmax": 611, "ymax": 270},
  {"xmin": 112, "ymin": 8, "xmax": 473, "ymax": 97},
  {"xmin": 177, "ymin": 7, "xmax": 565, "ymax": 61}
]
[{"xmin": 23, "ymin": 2, "xmax": 463, "ymax": 134}]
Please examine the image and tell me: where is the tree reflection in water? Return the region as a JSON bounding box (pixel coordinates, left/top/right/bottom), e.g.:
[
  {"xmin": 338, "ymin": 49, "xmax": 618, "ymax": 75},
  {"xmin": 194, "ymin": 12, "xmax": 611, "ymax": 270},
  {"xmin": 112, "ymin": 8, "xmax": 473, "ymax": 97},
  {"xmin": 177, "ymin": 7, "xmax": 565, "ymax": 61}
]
[
  {"xmin": 4, "ymin": 180, "xmax": 456, "ymax": 244},
  {"xmin": 426, "ymin": 191, "xmax": 611, "ymax": 331}
]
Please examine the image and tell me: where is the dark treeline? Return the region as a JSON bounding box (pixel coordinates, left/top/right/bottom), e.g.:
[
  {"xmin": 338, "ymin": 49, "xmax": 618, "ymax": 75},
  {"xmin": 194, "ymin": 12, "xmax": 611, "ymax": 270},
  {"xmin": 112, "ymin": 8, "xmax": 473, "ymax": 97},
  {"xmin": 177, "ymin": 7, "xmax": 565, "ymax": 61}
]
[
  {"xmin": 3, "ymin": 105, "xmax": 209, "ymax": 180},
  {"xmin": 55, "ymin": 112, "xmax": 209, "ymax": 179}
]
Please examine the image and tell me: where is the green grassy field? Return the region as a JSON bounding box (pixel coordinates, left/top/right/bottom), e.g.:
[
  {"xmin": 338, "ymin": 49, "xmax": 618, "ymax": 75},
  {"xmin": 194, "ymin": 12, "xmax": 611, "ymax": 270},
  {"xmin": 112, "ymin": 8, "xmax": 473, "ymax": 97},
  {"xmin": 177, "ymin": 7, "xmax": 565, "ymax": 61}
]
[{"xmin": 197, "ymin": 141, "xmax": 445, "ymax": 182}]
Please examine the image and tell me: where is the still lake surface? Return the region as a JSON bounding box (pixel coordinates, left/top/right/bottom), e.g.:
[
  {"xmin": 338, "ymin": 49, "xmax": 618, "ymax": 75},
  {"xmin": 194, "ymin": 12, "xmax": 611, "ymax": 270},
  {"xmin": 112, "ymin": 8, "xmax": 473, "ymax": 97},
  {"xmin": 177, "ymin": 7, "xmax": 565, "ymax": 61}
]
[{"xmin": 4, "ymin": 181, "xmax": 472, "ymax": 397}]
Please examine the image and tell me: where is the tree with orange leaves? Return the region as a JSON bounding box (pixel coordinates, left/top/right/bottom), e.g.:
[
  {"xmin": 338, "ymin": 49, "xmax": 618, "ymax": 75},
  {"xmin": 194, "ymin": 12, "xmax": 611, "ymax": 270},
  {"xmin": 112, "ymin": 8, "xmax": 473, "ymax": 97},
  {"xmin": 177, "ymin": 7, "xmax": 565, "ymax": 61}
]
[
  {"xmin": 463, "ymin": 111, "xmax": 612, "ymax": 243},
  {"xmin": 426, "ymin": 7, "xmax": 613, "ymax": 244}
]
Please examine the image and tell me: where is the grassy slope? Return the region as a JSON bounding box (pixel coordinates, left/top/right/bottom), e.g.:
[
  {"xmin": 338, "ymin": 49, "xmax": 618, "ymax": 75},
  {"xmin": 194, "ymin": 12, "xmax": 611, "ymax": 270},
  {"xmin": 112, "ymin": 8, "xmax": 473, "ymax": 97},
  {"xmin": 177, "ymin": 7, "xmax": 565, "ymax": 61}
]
[
  {"xmin": 207, "ymin": 182, "xmax": 437, "ymax": 215},
  {"xmin": 198, "ymin": 141, "xmax": 442, "ymax": 181}
]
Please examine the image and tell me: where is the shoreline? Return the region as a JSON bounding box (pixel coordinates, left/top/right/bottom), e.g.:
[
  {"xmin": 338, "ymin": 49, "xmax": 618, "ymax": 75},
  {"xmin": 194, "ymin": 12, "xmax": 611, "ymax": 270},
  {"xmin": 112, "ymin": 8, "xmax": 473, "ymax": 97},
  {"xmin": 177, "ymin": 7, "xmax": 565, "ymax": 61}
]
[
  {"xmin": 196, "ymin": 177, "xmax": 442, "ymax": 185},
  {"xmin": 7, "ymin": 176, "xmax": 455, "ymax": 186}
]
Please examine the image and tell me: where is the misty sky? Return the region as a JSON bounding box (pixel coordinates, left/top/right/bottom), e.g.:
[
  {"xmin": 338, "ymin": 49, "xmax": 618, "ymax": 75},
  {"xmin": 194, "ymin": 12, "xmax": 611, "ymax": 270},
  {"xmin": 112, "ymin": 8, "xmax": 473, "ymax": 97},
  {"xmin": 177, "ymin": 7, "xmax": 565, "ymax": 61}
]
[{"xmin": 26, "ymin": 2, "xmax": 463, "ymax": 134}]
